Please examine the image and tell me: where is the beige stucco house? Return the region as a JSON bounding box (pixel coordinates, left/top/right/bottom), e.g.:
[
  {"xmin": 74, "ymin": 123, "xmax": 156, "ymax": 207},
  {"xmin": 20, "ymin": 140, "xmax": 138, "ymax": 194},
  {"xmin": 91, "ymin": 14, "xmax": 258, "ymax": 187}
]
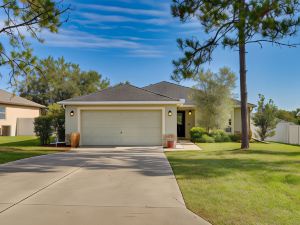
[
  {"xmin": 0, "ymin": 89, "xmax": 45, "ymax": 136},
  {"xmin": 59, "ymin": 81, "xmax": 255, "ymax": 146}
]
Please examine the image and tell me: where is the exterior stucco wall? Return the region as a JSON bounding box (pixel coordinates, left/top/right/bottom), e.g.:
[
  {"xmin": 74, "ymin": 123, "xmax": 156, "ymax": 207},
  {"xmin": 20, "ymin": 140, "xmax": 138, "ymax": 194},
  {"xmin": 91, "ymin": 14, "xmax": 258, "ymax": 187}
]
[
  {"xmin": 164, "ymin": 105, "xmax": 177, "ymax": 136},
  {"xmin": 193, "ymin": 106, "xmax": 251, "ymax": 134},
  {"xmin": 65, "ymin": 106, "xmax": 79, "ymax": 141},
  {"xmin": 0, "ymin": 104, "xmax": 41, "ymax": 136},
  {"xmin": 233, "ymin": 107, "xmax": 251, "ymax": 133},
  {"xmin": 64, "ymin": 104, "xmax": 178, "ymax": 145},
  {"xmin": 185, "ymin": 110, "xmax": 195, "ymax": 139}
]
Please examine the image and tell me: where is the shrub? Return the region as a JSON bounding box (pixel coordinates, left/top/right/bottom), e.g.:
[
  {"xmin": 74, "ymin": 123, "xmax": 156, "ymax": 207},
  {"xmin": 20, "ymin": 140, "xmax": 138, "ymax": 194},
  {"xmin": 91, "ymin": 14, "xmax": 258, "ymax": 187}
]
[
  {"xmin": 229, "ymin": 130, "xmax": 252, "ymax": 142},
  {"xmin": 222, "ymin": 135, "xmax": 232, "ymax": 142},
  {"xmin": 199, "ymin": 134, "xmax": 215, "ymax": 143},
  {"xmin": 48, "ymin": 103, "xmax": 65, "ymax": 142},
  {"xmin": 53, "ymin": 114, "xmax": 65, "ymax": 142},
  {"xmin": 211, "ymin": 129, "xmax": 232, "ymax": 142},
  {"xmin": 190, "ymin": 127, "xmax": 207, "ymax": 142},
  {"xmin": 191, "ymin": 127, "xmax": 234, "ymax": 143},
  {"xmin": 34, "ymin": 116, "xmax": 53, "ymax": 145}
]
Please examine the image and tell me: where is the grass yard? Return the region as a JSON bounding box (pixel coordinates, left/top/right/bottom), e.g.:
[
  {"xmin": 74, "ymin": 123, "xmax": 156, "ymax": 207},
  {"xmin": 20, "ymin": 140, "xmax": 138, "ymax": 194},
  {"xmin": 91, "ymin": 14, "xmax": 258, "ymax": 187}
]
[
  {"xmin": 0, "ymin": 136, "xmax": 69, "ymax": 164},
  {"xmin": 166, "ymin": 142, "xmax": 300, "ymax": 225}
]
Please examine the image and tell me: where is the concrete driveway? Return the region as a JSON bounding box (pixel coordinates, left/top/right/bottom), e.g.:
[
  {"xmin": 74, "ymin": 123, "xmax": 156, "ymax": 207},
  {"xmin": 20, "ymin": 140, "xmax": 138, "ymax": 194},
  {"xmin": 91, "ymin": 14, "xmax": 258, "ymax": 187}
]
[{"xmin": 0, "ymin": 147, "xmax": 210, "ymax": 225}]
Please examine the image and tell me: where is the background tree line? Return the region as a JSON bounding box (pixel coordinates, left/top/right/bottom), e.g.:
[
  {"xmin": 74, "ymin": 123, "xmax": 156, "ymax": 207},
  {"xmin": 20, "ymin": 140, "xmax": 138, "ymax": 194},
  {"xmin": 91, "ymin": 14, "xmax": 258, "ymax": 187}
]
[{"xmin": 18, "ymin": 56, "xmax": 110, "ymax": 106}]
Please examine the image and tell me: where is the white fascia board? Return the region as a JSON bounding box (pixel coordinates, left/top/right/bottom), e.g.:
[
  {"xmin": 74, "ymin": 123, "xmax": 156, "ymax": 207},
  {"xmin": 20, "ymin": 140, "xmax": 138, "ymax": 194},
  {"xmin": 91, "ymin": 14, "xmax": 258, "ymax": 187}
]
[
  {"xmin": 58, "ymin": 100, "xmax": 184, "ymax": 106},
  {"xmin": 178, "ymin": 104, "xmax": 196, "ymax": 108}
]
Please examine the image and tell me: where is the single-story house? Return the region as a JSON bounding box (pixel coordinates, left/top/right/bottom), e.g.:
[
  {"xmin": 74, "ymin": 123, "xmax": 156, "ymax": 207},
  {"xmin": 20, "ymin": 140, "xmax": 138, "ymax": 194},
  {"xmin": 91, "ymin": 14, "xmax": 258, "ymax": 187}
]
[
  {"xmin": 0, "ymin": 89, "xmax": 45, "ymax": 136},
  {"xmin": 59, "ymin": 81, "xmax": 255, "ymax": 146}
]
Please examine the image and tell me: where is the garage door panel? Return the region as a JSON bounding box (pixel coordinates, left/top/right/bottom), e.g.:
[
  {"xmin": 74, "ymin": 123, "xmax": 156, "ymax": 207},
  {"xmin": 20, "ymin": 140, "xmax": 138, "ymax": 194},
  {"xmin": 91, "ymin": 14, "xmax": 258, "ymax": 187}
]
[
  {"xmin": 81, "ymin": 110, "xmax": 162, "ymax": 146},
  {"xmin": 121, "ymin": 128, "xmax": 160, "ymax": 136}
]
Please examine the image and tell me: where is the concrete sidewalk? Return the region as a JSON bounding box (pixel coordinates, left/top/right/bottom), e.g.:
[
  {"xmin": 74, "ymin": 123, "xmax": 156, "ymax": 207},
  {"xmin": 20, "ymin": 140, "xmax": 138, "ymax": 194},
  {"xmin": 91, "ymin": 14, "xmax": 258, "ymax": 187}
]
[
  {"xmin": 0, "ymin": 147, "xmax": 210, "ymax": 225},
  {"xmin": 165, "ymin": 140, "xmax": 202, "ymax": 151}
]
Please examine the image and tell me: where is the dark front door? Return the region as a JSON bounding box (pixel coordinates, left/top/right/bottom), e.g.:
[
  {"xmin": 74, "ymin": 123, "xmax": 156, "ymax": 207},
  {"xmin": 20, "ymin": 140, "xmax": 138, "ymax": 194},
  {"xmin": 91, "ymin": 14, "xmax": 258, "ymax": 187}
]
[{"xmin": 177, "ymin": 111, "xmax": 185, "ymax": 138}]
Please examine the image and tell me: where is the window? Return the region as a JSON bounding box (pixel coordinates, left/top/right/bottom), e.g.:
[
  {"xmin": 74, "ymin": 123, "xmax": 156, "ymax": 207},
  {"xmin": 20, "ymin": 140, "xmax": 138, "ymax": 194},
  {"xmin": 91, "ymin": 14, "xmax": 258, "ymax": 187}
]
[
  {"xmin": 225, "ymin": 127, "xmax": 232, "ymax": 133},
  {"xmin": 0, "ymin": 106, "xmax": 6, "ymax": 119}
]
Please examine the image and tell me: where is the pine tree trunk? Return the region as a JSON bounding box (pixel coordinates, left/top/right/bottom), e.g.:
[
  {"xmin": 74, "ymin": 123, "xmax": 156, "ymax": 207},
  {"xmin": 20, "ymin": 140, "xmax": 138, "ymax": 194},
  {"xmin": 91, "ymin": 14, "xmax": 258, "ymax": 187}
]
[{"xmin": 239, "ymin": 0, "xmax": 249, "ymax": 149}]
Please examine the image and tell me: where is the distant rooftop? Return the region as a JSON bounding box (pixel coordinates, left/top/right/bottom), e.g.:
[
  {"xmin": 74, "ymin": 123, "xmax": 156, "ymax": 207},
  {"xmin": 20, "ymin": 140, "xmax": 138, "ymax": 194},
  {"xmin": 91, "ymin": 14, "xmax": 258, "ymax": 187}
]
[{"xmin": 0, "ymin": 89, "xmax": 45, "ymax": 108}]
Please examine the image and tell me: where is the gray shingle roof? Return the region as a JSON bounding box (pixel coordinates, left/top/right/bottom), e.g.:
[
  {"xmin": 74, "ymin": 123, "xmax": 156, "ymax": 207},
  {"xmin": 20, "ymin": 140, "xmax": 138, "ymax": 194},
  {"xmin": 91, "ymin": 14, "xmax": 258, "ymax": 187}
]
[
  {"xmin": 60, "ymin": 84, "xmax": 180, "ymax": 103},
  {"xmin": 143, "ymin": 81, "xmax": 195, "ymax": 105},
  {"xmin": 0, "ymin": 89, "xmax": 45, "ymax": 108},
  {"xmin": 143, "ymin": 81, "xmax": 256, "ymax": 107}
]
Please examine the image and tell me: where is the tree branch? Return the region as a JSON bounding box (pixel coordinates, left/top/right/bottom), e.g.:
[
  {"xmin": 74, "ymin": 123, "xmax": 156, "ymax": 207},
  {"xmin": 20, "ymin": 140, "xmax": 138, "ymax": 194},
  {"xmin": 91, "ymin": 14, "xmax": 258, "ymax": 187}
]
[{"xmin": 246, "ymin": 39, "xmax": 300, "ymax": 47}]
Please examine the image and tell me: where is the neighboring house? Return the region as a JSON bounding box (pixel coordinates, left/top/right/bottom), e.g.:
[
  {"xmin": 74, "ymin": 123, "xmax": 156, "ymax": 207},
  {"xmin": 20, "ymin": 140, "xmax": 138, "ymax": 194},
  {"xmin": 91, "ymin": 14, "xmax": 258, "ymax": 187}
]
[
  {"xmin": 0, "ymin": 89, "xmax": 45, "ymax": 136},
  {"xmin": 59, "ymin": 81, "xmax": 255, "ymax": 146}
]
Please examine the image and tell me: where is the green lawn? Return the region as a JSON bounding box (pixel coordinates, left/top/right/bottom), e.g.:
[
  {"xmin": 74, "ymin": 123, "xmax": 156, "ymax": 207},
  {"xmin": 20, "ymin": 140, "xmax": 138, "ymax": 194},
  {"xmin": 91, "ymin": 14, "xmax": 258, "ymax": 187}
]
[
  {"xmin": 166, "ymin": 142, "xmax": 300, "ymax": 225},
  {"xmin": 0, "ymin": 136, "xmax": 69, "ymax": 164}
]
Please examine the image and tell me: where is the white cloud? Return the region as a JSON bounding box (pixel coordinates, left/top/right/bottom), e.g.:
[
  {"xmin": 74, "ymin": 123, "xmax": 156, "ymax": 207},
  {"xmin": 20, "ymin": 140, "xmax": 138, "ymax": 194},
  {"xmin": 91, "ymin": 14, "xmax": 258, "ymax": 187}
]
[
  {"xmin": 75, "ymin": 12, "xmax": 172, "ymax": 26},
  {"xmin": 39, "ymin": 28, "xmax": 165, "ymax": 58},
  {"xmin": 109, "ymin": 0, "xmax": 169, "ymax": 9},
  {"xmin": 75, "ymin": 3, "xmax": 168, "ymax": 17},
  {"xmin": 42, "ymin": 29, "xmax": 140, "ymax": 49},
  {"xmin": 128, "ymin": 49, "xmax": 164, "ymax": 58}
]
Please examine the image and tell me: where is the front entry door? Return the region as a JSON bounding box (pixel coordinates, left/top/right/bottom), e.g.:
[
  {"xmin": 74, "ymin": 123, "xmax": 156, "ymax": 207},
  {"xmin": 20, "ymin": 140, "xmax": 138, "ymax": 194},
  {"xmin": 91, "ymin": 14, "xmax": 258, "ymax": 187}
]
[{"xmin": 177, "ymin": 111, "xmax": 185, "ymax": 138}]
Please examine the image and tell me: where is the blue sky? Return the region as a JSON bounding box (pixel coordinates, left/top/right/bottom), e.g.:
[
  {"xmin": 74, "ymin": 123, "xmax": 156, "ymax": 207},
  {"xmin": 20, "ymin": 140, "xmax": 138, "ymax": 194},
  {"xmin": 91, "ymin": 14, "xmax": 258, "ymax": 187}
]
[{"xmin": 1, "ymin": 0, "xmax": 300, "ymax": 110}]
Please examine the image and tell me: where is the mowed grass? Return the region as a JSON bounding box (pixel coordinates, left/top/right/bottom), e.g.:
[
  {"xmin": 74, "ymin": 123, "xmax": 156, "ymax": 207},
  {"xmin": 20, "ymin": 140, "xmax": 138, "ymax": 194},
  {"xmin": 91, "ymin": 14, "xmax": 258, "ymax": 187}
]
[
  {"xmin": 166, "ymin": 142, "xmax": 300, "ymax": 225},
  {"xmin": 0, "ymin": 136, "xmax": 69, "ymax": 164}
]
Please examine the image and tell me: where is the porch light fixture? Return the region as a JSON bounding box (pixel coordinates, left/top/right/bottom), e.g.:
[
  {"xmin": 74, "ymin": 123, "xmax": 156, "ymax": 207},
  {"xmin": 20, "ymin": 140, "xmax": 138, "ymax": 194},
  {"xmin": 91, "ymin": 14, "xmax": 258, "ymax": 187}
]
[
  {"xmin": 168, "ymin": 110, "xmax": 172, "ymax": 116},
  {"xmin": 70, "ymin": 110, "xmax": 75, "ymax": 117},
  {"xmin": 188, "ymin": 110, "xmax": 192, "ymax": 116}
]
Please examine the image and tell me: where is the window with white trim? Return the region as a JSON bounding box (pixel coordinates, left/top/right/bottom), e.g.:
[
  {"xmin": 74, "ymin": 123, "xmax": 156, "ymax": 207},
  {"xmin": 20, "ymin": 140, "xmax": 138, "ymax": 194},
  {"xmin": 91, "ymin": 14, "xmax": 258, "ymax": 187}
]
[{"xmin": 0, "ymin": 106, "xmax": 6, "ymax": 119}]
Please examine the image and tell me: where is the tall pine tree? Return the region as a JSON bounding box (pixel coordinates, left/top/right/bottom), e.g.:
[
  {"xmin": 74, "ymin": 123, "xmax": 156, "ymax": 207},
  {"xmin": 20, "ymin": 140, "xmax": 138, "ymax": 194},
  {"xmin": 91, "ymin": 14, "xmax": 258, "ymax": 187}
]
[{"xmin": 171, "ymin": 0, "xmax": 300, "ymax": 149}]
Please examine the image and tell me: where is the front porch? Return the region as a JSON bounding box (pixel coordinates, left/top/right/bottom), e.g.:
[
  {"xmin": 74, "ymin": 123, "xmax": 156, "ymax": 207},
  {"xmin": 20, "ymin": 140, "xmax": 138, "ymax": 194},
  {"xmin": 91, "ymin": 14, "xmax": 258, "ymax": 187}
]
[{"xmin": 176, "ymin": 106, "xmax": 236, "ymax": 140}]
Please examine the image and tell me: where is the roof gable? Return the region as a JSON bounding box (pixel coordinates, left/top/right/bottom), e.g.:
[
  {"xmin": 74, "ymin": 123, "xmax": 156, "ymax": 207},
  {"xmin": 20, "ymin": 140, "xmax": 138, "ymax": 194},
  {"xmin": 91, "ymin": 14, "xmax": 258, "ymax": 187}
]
[
  {"xmin": 60, "ymin": 84, "xmax": 179, "ymax": 103},
  {"xmin": 0, "ymin": 89, "xmax": 45, "ymax": 108}
]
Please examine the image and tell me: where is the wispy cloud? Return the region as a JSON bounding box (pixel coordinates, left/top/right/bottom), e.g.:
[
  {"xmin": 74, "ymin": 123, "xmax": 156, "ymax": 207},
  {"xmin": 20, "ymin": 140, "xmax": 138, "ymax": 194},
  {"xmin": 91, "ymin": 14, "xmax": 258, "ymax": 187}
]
[
  {"xmin": 75, "ymin": 12, "xmax": 172, "ymax": 26},
  {"xmin": 75, "ymin": 3, "xmax": 168, "ymax": 17},
  {"xmin": 41, "ymin": 29, "xmax": 140, "ymax": 49},
  {"xmin": 112, "ymin": 0, "xmax": 169, "ymax": 9},
  {"xmin": 39, "ymin": 28, "xmax": 165, "ymax": 58},
  {"xmin": 128, "ymin": 49, "xmax": 164, "ymax": 58}
]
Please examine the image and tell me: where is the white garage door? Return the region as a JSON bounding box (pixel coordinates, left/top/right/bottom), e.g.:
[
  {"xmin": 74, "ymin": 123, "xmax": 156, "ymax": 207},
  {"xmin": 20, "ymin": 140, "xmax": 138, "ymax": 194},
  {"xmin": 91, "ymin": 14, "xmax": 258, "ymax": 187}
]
[{"xmin": 80, "ymin": 110, "xmax": 162, "ymax": 146}]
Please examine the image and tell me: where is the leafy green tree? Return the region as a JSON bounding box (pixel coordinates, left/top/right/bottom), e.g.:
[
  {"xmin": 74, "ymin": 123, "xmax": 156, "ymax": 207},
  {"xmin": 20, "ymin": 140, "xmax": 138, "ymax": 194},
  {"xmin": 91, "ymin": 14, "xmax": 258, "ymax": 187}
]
[
  {"xmin": 193, "ymin": 67, "xmax": 236, "ymax": 132},
  {"xmin": 277, "ymin": 108, "xmax": 300, "ymax": 125},
  {"xmin": 277, "ymin": 109, "xmax": 297, "ymax": 123},
  {"xmin": 253, "ymin": 94, "xmax": 278, "ymax": 141},
  {"xmin": 18, "ymin": 57, "xmax": 110, "ymax": 106},
  {"xmin": 48, "ymin": 103, "xmax": 65, "ymax": 142},
  {"xmin": 296, "ymin": 109, "xmax": 300, "ymax": 125},
  {"xmin": 171, "ymin": 0, "xmax": 300, "ymax": 149},
  {"xmin": 34, "ymin": 116, "xmax": 53, "ymax": 145},
  {"xmin": 0, "ymin": 0, "xmax": 70, "ymax": 86}
]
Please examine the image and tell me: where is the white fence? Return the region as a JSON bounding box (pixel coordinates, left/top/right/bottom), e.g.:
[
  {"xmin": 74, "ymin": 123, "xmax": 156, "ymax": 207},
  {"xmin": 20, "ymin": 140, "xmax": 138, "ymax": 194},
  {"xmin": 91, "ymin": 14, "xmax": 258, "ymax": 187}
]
[
  {"xmin": 266, "ymin": 122, "xmax": 300, "ymax": 145},
  {"xmin": 16, "ymin": 118, "xmax": 35, "ymax": 136}
]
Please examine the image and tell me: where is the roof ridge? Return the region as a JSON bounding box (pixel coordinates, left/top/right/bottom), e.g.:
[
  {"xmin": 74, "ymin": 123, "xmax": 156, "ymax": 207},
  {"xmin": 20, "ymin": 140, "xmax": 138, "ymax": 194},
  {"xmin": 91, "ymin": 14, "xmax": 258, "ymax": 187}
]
[
  {"xmin": 59, "ymin": 83, "xmax": 180, "ymax": 103},
  {"xmin": 127, "ymin": 83, "xmax": 179, "ymax": 101},
  {"xmin": 144, "ymin": 81, "xmax": 195, "ymax": 91}
]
